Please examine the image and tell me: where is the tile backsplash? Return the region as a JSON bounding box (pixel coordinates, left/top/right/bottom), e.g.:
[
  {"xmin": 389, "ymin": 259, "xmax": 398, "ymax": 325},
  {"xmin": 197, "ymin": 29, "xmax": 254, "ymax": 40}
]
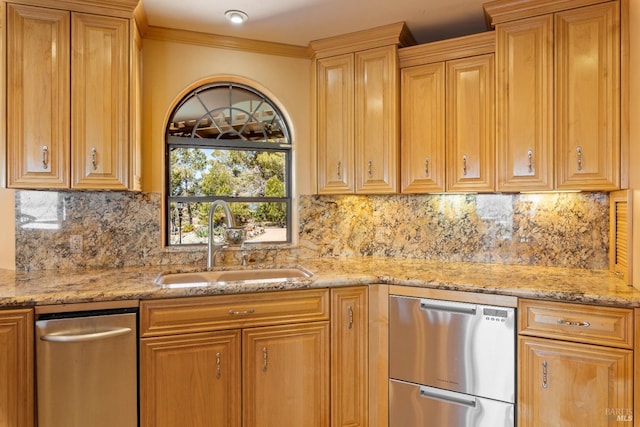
[{"xmin": 14, "ymin": 190, "xmax": 609, "ymax": 271}]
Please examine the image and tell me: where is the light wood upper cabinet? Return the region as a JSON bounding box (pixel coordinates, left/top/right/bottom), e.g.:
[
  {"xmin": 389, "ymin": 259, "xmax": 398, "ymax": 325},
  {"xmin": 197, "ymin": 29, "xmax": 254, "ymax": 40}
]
[
  {"xmin": 399, "ymin": 32, "xmax": 495, "ymax": 194},
  {"xmin": 71, "ymin": 13, "xmax": 129, "ymax": 189},
  {"xmin": 5, "ymin": 2, "xmax": 138, "ymax": 190},
  {"xmin": 354, "ymin": 46, "xmax": 399, "ymax": 194},
  {"xmin": 317, "ymin": 54, "xmax": 355, "ymax": 194},
  {"xmin": 555, "ymin": 1, "xmax": 620, "ymax": 191},
  {"xmin": 0, "ymin": 309, "xmax": 34, "ymax": 427},
  {"xmin": 488, "ymin": 0, "xmax": 623, "ymax": 192},
  {"xmin": 331, "ymin": 286, "xmax": 368, "ymax": 427},
  {"xmin": 316, "ymin": 46, "xmax": 399, "ymax": 194},
  {"xmin": 7, "ymin": 4, "xmax": 70, "ymax": 188},
  {"xmin": 496, "ymin": 15, "xmax": 554, "ymax": 192},
  {"xmin": 0, "ymin": 2, "xmax": 5, "ymax": 188},
  {"xmin": 446, "ymin": 54, "xmax": 495, "ymax": 192},
  {"xmin": 400, "ymin": 63, "xmax": 446, "ymax": 193},
  {"xmin": 312, "ymin": 23, "xmax": 413, "ymax": 195}
]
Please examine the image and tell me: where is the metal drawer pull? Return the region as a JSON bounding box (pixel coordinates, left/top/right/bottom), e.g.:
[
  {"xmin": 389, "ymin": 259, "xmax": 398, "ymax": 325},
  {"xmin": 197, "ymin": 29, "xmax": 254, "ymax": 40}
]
[
  {"xmin": 527, "ymin": 149, "xmax": 533, "ymax": 173},
  {"xmin": 425, "ymin": 157, "xmax": 430, "ymax": 177},
  {"xmin": 419, "ymin": 385, "xmax": 476, "ymax": 408},
  {"xmin": 40, "ymin": 327, "xmax": 132, "ymax": 343},
  {"xmin": 216, "ymin": 352, "xmax": 221, "ymax": 379},
  {"xmin": 228, "ymin": 308, "xmax": 255, "ymax": 315},
  {"xmin": 576, "ymin": 146, "xmax": 583, "ymax": 171},
  {"xmin": 336, "ymin": 161, "xmax": 341, "ymax": 179},
  {"xmin": 557, "ymin": 319, "xmax": 590, "ymax": 327},
  {"xmin": 542, "ymin": 361, "xmax": 548, "ymax": 388},
  {"xmin": 462, "ymin": 155, "xmax": 468, "ymax": 176},
  {"xmin": 262, "ymin": 347, "xmax": 268, "ymax": 372},
  {"xmin": 42, "ymin": 145, "xmax": 49, "ymax": 169},
  {"xmin": 91, "ymin": 147, "xmax": 98, "ymax": 170},
  {"xmin": 368, "ymin": 160, "xmax": 373, "ymax": 177},
  {"xmin": 348, "ymin": 305, "xmax": 354, "ymax": 329}
]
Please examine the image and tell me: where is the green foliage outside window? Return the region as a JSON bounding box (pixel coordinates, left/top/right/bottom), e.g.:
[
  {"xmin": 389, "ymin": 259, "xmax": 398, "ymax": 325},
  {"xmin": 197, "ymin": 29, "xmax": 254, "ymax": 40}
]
[{"xmin": 166, "ymin": 81, "xmax": 292, "ymax": 245}]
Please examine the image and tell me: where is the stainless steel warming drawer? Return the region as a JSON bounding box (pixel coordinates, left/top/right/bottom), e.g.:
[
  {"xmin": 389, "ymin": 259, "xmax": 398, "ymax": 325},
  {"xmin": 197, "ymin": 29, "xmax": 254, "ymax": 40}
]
[{"xmin": 389, "ymin": 295, "xmax": 516, "ymax": 427}]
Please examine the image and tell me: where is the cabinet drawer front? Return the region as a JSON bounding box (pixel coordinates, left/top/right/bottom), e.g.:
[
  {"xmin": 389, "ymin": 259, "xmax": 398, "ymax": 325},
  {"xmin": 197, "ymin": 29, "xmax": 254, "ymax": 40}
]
[
  {"xmin": 518, "ymin": 299, "xmax": 633, "ymax": 348},
  {"xmin": 140, "ymin": 289, "xmax": 329, "ymax": 337}
]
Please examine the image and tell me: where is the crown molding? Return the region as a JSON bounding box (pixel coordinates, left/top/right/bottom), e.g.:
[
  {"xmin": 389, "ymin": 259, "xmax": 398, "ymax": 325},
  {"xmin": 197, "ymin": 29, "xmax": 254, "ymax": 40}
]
[
  {"xmin": 143, "ymin": 26, "xmax": 310, "ymax": 59},
  {"xmin": 4, "ymin": 0, "xmax": 138, "ymax": 17},
  {"xmin": 399, "ymin": 31, "xmax": 495, "ymax": 68},
  {"xmin": 483, "ymin": 0, "xmax": 612, "ymax": 27},
  {"xmin": 309, "ymin": 22, "xmax": 416, "ymax": 58}
]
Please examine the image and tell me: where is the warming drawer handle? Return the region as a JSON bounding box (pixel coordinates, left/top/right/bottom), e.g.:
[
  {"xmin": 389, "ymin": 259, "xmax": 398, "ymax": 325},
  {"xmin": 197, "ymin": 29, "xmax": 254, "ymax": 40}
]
[
  {"xmin": 420, "ymin": 299, "xmax": 476, "ymax": 315},
  {"xmin": 419, "ymin": 385, "xmax": 477, "ymax": 408},
  {"xmin": 40, "ymin": 327, "xmax": 132, "ymax": 343}
]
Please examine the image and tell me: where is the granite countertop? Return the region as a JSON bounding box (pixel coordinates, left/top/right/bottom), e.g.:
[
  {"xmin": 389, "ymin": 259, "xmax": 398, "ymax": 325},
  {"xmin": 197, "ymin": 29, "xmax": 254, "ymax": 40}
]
[{"xmin": 0, "ymin": 257, "xmax": 639, "ymax": 308}]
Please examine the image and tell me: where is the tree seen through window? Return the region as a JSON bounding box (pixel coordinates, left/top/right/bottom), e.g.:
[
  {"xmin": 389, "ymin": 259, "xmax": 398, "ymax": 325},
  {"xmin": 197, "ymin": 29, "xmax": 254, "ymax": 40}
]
[{"xmin": 165, "ymin": 81, "xmax": 291, "ymax": 245}]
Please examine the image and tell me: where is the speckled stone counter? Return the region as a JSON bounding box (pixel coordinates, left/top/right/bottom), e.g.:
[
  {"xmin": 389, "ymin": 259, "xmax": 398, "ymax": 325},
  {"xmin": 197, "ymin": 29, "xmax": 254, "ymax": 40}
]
[{"xmin": 1, "ymin": 257, "xmax": 639, "ymax": 308}]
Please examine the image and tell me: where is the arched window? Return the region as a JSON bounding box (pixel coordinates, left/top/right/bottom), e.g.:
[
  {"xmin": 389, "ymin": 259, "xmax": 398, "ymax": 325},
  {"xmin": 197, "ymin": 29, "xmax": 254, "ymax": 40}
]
[{"xmin": 165, "ymin": 81, "xmax": 292, "ymax": 246}]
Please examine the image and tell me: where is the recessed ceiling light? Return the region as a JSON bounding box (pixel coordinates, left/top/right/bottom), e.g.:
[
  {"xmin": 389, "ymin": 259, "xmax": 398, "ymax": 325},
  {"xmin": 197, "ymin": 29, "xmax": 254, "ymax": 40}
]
[{"xmin": 225, "ymin": 10, "xmax": 248, "ymax": 25}]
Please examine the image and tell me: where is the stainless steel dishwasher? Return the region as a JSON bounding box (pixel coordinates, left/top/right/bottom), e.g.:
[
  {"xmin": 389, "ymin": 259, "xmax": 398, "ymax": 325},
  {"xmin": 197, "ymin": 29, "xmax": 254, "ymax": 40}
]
[
  {"xmin": 389, "ymin": 295, "xmax": 516, "ymax": 427},
  {"xmin": 35, "ymin": 305, "xmax": 138, "ymax": 427}
]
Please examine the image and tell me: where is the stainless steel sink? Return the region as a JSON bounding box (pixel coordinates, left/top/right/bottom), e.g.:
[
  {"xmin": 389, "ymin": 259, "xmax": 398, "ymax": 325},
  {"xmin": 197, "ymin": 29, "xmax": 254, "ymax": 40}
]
[{"xmin": 154, "ymin": 266, "xmax": 313, "ymax": 288}]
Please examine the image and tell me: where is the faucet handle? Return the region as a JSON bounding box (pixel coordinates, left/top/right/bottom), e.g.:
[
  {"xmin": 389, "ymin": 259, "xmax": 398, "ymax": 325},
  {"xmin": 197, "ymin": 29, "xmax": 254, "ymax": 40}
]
[{"xmin": 225, "ymin": 227, "xmax": 246, "ymax": 245}]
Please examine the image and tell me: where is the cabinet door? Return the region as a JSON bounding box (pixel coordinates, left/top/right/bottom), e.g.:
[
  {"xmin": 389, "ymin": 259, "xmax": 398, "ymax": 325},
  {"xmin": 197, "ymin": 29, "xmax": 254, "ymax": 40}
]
[
  {"xmin": 518, "ymin": 336, "xmax": 632, "ymax": 427},
  {"xmin": 496, "ymin": 15, "xmax": 554, "ymax": 192},
  {"xmin": 0, "ymin": 309, "xmax": 34, "ymax": 427},
  {"xmin": 400, "ymin": 63, "xmax": 446, "ymax": 193},
  {"xmin": 446, "ymin": 54, "xmax": 495, "ymax": 192},
  {"xmin": 555, "ymin": 2, "xmax": 620, "ymax": 191},
  {"xmin": 71, "ymin": 13, "xmax": 129, "ymax": 189},
  {"xmin": 140, "ymin": 330, "xmax": 241, "ymax": 427},
  {"xmin": 355, "ymin": 46, "xmax": 399, "ymax": 194},
  {"xmin": 1, "ymin": 2, "xmax": 6, "ymax": 188},
  {"xmin": 317, "ymin": 54, "xmax": 355, "ymax": 194},
  {"xmin": 7, "ymin": 4, "xmax": 70, "ymax": 189},
  {"xmin": 129, "ymin": 18, "xmax": 143, "ymax": 191},
  {"xmin": 331, "ymin": 287, "xmax": 368, "ymax": 427},
  {"xmin": 243, "ymin": 322, "xmax": 329, "ymax": 427}
]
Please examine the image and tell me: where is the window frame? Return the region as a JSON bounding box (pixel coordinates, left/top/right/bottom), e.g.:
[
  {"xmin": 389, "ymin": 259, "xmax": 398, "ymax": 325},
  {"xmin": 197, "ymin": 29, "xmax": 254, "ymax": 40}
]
[{"xmin": 163, "ymin": 79, "xmax": 293, "ymax": 247}]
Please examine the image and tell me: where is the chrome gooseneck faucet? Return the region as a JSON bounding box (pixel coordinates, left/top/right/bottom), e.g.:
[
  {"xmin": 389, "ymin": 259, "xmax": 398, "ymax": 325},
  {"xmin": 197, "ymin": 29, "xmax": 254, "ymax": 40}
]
[{"xmin": 207, "ymin": 200, "xmax": 236, "ymax": 270}]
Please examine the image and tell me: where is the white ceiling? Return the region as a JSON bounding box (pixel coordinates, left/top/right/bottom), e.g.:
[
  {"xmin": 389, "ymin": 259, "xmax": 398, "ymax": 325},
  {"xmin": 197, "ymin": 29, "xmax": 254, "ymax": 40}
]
[{"xmin": 141, "ymin": 0, "xmax": 491, "ymax": 46}]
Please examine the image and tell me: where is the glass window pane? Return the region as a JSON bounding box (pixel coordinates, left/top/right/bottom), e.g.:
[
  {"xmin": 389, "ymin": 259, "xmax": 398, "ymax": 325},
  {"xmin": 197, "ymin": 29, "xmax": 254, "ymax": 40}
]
[
  {"xmin": 166, "ymin": 82, "xmax": 291, "ymax": 246},
  {"xmin": 168, "ymin": 201, "xmax": 288, "ymax": 245},
  {"xmin": 169, "ymin": 148, "xmax": 287, "ymax": 198}
]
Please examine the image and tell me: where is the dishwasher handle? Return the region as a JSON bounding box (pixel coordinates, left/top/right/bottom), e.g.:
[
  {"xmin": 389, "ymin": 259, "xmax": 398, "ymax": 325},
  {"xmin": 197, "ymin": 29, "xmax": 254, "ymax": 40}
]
[
  {"xmin": 419, "ymin": 385, "xmax": 477, "ymax": 408},
  {"xmin": 39, "ymin": 327, "xmax": 132, "ymax": 343},
  {"xmin": 420, "ymin": 298, "xmax": 477, "ymax": 315}
]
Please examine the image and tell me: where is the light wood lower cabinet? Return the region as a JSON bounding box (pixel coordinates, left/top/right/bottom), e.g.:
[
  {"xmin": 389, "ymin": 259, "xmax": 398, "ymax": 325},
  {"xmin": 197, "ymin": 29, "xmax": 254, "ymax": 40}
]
[
  {"xmin": 140, "ymin": 330, "xmax": 242, "ymax": 427},
  {"xmin": 243, "ymin": 322, "xmax": 329, "ymax": 427},
  {"xmin": 331, "ymin": 286, "xmax": 368, "ymax": 427},
  {"xmin": 518, "ymin": 299, "xmax": 634, "ymax": 427},
  {"xmin": 139, "ymin": 290, "xmax": 332, "ymax": 427},
  {"xmin": 0, "ymin": 308, "xmax": 34, "ymax": 427},
  {"xmin": 519, "ymin": 337, "xmax": 633, "ymax": 427}
]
